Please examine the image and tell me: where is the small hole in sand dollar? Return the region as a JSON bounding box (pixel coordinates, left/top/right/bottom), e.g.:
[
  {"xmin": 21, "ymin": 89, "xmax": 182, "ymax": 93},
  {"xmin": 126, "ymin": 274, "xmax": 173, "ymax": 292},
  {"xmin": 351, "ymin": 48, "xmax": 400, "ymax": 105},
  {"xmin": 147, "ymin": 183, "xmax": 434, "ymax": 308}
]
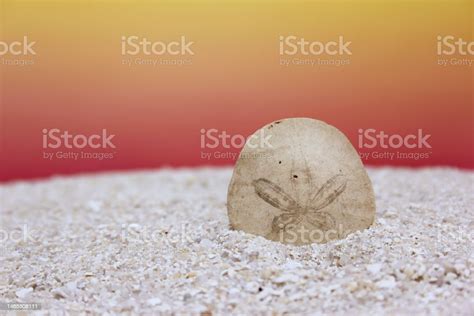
[{"xmin": 293, "ymin": 175, "xmax": 298, "ymax": 178}]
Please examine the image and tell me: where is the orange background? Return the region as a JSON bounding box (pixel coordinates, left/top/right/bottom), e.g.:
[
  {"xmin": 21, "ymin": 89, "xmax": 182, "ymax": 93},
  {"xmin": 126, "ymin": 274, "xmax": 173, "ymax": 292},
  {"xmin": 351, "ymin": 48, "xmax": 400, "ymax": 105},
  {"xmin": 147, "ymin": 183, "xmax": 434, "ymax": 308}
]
[{"xmin": 0, "ymin": 1, "xmax": 472, "ymax": 181}]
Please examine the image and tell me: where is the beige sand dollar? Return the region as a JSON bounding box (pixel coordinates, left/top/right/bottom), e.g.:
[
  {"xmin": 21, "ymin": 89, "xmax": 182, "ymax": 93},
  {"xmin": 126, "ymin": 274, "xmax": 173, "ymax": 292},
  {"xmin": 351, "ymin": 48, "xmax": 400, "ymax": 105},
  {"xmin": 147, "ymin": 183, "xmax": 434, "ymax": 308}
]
[{"xmin": 227, "ymin": 118, "xmax": 375, "ymax": 245}]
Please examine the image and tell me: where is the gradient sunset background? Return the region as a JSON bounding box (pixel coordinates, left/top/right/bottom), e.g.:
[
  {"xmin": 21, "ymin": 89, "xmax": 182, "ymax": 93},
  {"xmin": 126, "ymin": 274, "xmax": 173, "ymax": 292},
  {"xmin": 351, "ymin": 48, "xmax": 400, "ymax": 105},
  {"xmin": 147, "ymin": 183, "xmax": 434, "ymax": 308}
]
[{"xmin": 0, "ymin": 0, "xmax": 472, "ymax": 181}]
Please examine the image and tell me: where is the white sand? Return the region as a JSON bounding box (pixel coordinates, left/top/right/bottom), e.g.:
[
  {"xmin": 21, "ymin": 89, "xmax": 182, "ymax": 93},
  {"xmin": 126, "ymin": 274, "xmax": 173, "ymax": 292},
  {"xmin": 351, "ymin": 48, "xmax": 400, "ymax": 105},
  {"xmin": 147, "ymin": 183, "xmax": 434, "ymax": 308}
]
[{"xmin": 0, "ymin": 167, "xmax": 473, "ymax": 315}]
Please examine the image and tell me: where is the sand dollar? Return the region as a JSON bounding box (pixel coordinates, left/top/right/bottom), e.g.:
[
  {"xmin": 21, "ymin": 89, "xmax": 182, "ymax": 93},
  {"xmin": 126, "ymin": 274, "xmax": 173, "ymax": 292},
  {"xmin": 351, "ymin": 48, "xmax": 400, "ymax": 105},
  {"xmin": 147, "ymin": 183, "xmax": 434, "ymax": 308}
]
[{"xmin": 227, "ymin": 118, "xmax": 375, "ymax": 245}]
